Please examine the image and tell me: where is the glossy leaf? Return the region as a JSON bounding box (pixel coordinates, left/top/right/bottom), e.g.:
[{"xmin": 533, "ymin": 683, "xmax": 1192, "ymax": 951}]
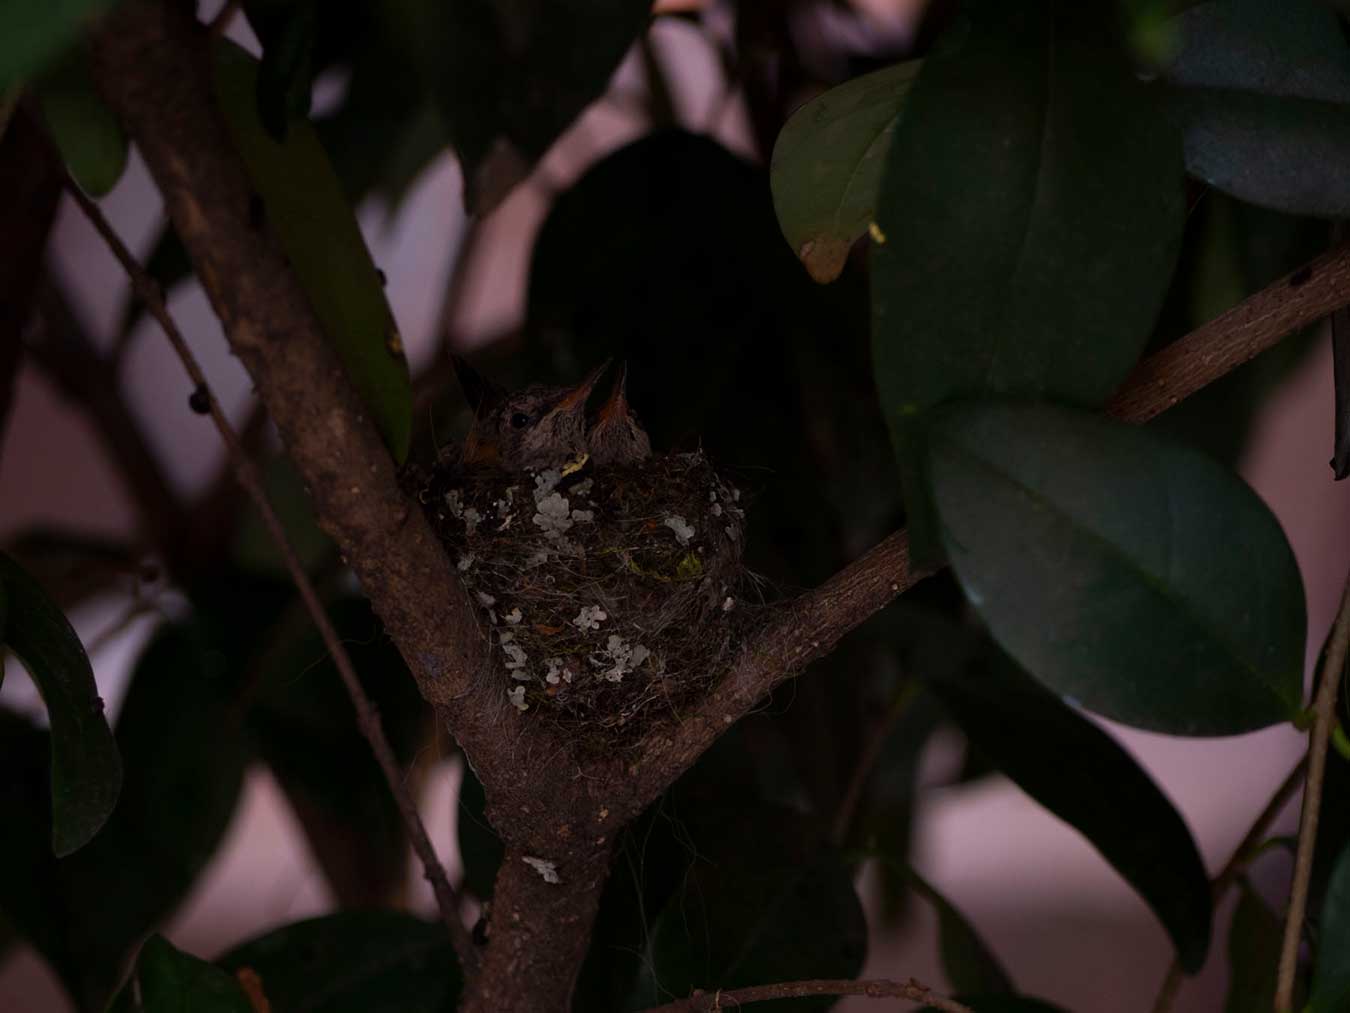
[
  {"xmin": 770, "ymin": 60, "xmax": 921, "ymax": 283},
  {"xmin": 1, "ymin": 111, "xmax": 63, "ymax": 451},
  {"xmin": 917, "ymin": 631, "xmax": 1212, "ymax": 971},
  {"xmin": 387, "ymin": 0, "xmax": 651, "ymax": 212},
  {"xmin": 629, "ymin": 808, "xmax": 866, "ymax": 1010},
  {"xmin": 36, "ymin": 49, "xmax": 128, "ymax": 196},
  {"xmin": 0, "ymin": 552, "xmax": 120, "ymax": 856},
  {"xmin": 113, "ymin": 935, "xmax": 251, "ymax": 1013},
  {"xmin": 0, "ymin": 622, "xmax": 246, "ymax": 1010},
  {"xmin": 1223, "ymin": 882, "xmax": 1282, "ymax": 1013},
  {"xmin": 1310, "ymin": 842, "xmax": 1350, "ymax": 1013},
  {"xmin": 927, "ymin": 400, "xmax": 1305, "ymax": 736},
  {"xmin": 1165, "ymin": 0, "xmax": 1350, "ymax": 217},
  {"xmin": 0, "ymin": 0, "xmax": 111, "ymax": 90},
  {"xmin": 871, "ymin": 1, "xmax": 1183, "ymax": 562},
  {"xmin": 218, "ymin": 911, "xmax": 461, "ymax": 1012},
  {"xmin": 212, "ymin": 40, "xmax": 412, "ymax": 462}
]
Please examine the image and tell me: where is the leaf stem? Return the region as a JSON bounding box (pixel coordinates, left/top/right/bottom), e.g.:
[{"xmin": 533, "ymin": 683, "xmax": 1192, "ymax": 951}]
[
  {"xmin": 62, "ymin": 176, "xmax": 479, "ymax": 974},
  {"xmin": 1150, "ymin": 756, "xmax": 1307, "ymax": 1013},
  {"xmin": 1275, "ymin": 573, "xmax": 1350, "ymax": 1012}
]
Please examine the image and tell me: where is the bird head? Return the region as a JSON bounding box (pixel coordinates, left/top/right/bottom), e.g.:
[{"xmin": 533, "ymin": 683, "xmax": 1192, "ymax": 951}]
[
  {"xmin": 453, "ymin": 356, "xmax": 611, "ymax": 471},
  {"xmin": 588, "ymin": 363, "xmax": 652, "ymax": 467}
]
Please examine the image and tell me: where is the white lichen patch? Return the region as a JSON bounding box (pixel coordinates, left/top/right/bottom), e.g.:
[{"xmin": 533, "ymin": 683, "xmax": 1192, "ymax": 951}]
[
  {"xmin": 524, "ymin": 547, "xmax": 551, "ymax": 568},
  {"xmin": 457, "ymin": 553, "xmax": 476, "ymax": 572},
  {"xmin": 572, "ymin": 478, "xmax": 594, "ymax": 498},
  {"xmin": 663, "ymin": 514, "xmax": 695, "ymax": 546},
  {"xmin": 572, "ymin": 605, "xmax": 607, "ymax": 630},
  {"xmin": 532, "ymin": 468, "xmax": 562, "ymax": 499},
  {"xmin": 711, "ymin": 502, "xmax": 723, "ymax": 517},
  {"xmin": 722, "ymin": 596, "xmax": 735, "ymax": 612},
  {"xmin": 533, "ymin": 492, "xmax": 573, "ymax": 536},
  {"xmin": 477, "ymin": 591, "xmax": 497, "ymax": 607},
  {"xmin": 507, "ymin": 685, "xmax": 528, "ymax": 711},
  {"xmin": 571, "ymin": 508, "xmax": 594, "ymax": 523},
  {"xmin": 595, "ymin": 634, "xmax": 651, "ymax": 683},
  {"xmin": 522, "ymin": 856, "xmax": 560, "ymax": 884},
  {"xmin": 504, "ymin": 607, "xmax": 523, "ymax": 625},
  {"xmin": 544, "ymin": 657, "xmax": 565, "ymax": 685},
  {"xmin": 462, "ymin": 506, "xmax": 483, "ymax": 535},
  {"xmin": 444, "ymin": 489, "xmax": 464, "ymax": 518}
]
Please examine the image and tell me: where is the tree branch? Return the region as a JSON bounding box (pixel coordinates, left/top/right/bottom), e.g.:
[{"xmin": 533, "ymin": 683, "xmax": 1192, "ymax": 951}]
[
  {"xmin": 62, "ymin": 175, "xmax": 479, "ymax": 973},
  {"xmin": 87, "ymin": 0, "xmax": 483, "ymax": 717},
  {"xmin": 639, "ymin": 977, "xmax": 974, "ymax": 1012},
  {"xmin": 640, "ymin": 241, "xmax": 1350, "ymax": 799}
]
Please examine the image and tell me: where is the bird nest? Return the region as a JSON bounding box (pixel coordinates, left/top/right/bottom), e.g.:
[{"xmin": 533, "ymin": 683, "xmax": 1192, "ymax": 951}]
[{"xmin": 421, "ymin": 450, "xmax": 750, "ymax": 748}]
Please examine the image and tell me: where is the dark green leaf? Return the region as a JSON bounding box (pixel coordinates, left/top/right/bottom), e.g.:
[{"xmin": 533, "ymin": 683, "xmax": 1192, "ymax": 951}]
[
  {"xmin": 927, "ymin": 400, "xmax": 1305, "ymax": 736},
  {"xmin": 35, "ymin": 48, "xmax": 128, "ymax": 196},
  {"xmin": 387, "ymin": 0, "xmax": 651, "ymax": 212},
  {"xmin": 246, "ymin": 597, "xmax": 428, "ymax": 906},
  {"xmin": 630, "ymin": 809, "xmax": 866, "ymax": 1011},
  {"xmin": 212, "ymin": 39, "xmax": 412, "ymax": 462},
  {"xmin": 0, "ymin": 0, "xmax": 112, "ymax": 90},
  {"xmin": 1165, "ymin": 0, "xmax": 1350, "ymax": 217},
  {"xmin": 1312, "ymin": 750, "xmax": 1350, "ymax": 928},
  {"xmin": 0, "ymin": 551, "xmax": 120, "ymax": 856},
  {"xmin": 918, "ymin": 630, "xmax": 1212, "ymax": 971},
  {"xmin": 218, "ymin": 911, "xmax": 461, "ymax": 1012},
  {"xmin": 118, "ymin": 935, "xmax": 252, "ymax": 1013},
  {"xmin": 904, "ymin": 865, "xmax": 1014, "ymax": 994},
  {"xmin": 1310, "ymin": 842, "xmax": 1350, "ymax": 1013},
  {"xmin": 1224, "ymin": 882, "xmax": 1282, "ymax": 1013},
  {"xmin": 769, "ymin": 60, "xmax": 921, "ymax": 283},
  {"xmin": 246, "ymin": 0, "xmax": 318, "ymax": 141},
  {"xmin": 457, "ymin": 762, "xmax": 504, "ymax": 902},
  {"xmin": 0, "ymin": 621, "xmax": 246, "ymax": 1010},
  {"xmin": 871, "ymin": 1, "xmax": 1184, "ymax": 563}
]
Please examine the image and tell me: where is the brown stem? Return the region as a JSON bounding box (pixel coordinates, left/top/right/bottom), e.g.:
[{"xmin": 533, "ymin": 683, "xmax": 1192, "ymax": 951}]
[
  {"xmin": 1150, "ymin": 757, "xmax": 1307, "ymax": 1013},
  {"xmin": 639, "ymin": 977, "xmax": 974, "ymax": 1013},
  {"xmin": 62, "ymin": 175, "xmax": 479, "ymax": 973},
  {"xmin": 1276, "ymin": 574, "xmax": 1350, "ymax": 1011},
  {"xmin": 87, "ymin": 0, "xmax": 484, "ymax": 718}
]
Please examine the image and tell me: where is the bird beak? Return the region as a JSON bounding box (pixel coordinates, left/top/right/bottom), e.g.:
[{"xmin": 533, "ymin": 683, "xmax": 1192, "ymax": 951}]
[
  {"xmin": 451, "ymin": 354, "xmax": 505, "ymax": 416},
  {"xmin": 549, "ymin": 359, "xmax": 612, "ymax": 416},
  {"xmin": 594, "ymin": 362, "xmax": 632, "ymax": 426}
]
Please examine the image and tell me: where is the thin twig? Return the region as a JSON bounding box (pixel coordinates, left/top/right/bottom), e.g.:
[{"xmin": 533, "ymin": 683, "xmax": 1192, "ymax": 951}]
[
  {"xmin": 1276, "ymin": 574, "xmax": 1350, "ymax": 1011},
  {"xmin": 639, "ymin": 977, "xmax": 974, "ymax": 1012},
  {"xmin": 62, "ymin": 178, "xmax": 480, "ymax": 974},
  {"xmin": 1150, "ymin": 757, "xmax": 1308, "ymax": 1013}
]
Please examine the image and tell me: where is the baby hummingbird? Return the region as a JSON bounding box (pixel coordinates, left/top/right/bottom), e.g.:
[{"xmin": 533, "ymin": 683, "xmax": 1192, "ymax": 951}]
[
  {"xmin": 452, "ymin": 356, "xmax": 610, "ymax": 472},
  {"xmin": 587, "ymin": 363, "xmax": 652, "ymax": 467}
]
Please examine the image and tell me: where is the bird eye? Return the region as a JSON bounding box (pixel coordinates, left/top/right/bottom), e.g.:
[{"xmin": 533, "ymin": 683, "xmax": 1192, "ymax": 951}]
[{"xmin": 510, "ymin": 412, "xmax": 531, "ymax": 429}]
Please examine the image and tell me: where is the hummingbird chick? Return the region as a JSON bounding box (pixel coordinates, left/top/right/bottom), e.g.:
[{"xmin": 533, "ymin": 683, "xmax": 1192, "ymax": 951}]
[
  {"xmin": 587, "ymin": 364, "xmax": 652, "ymax": 467},
  {"xmin": 452, "ymin": 356, "xmax": 610, "ymax": 472}
]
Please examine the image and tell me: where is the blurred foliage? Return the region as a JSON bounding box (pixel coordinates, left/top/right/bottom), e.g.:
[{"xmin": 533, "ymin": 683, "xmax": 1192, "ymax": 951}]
[{"xmin": 3, "ymin": 0, "xmax": 1349, "ymax": 1007}]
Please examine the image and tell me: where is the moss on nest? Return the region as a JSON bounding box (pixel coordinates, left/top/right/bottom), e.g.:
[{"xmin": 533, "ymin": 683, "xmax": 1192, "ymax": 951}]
[{"xmin": 421, "ymin": 451, "xmax": 749, "ymax": 748}]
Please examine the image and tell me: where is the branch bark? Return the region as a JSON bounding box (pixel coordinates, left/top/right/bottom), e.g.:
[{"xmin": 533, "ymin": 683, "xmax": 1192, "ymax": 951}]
[{"xmin": 639, "ymin": 976, "xmax": 974, "ymax": 1012}]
